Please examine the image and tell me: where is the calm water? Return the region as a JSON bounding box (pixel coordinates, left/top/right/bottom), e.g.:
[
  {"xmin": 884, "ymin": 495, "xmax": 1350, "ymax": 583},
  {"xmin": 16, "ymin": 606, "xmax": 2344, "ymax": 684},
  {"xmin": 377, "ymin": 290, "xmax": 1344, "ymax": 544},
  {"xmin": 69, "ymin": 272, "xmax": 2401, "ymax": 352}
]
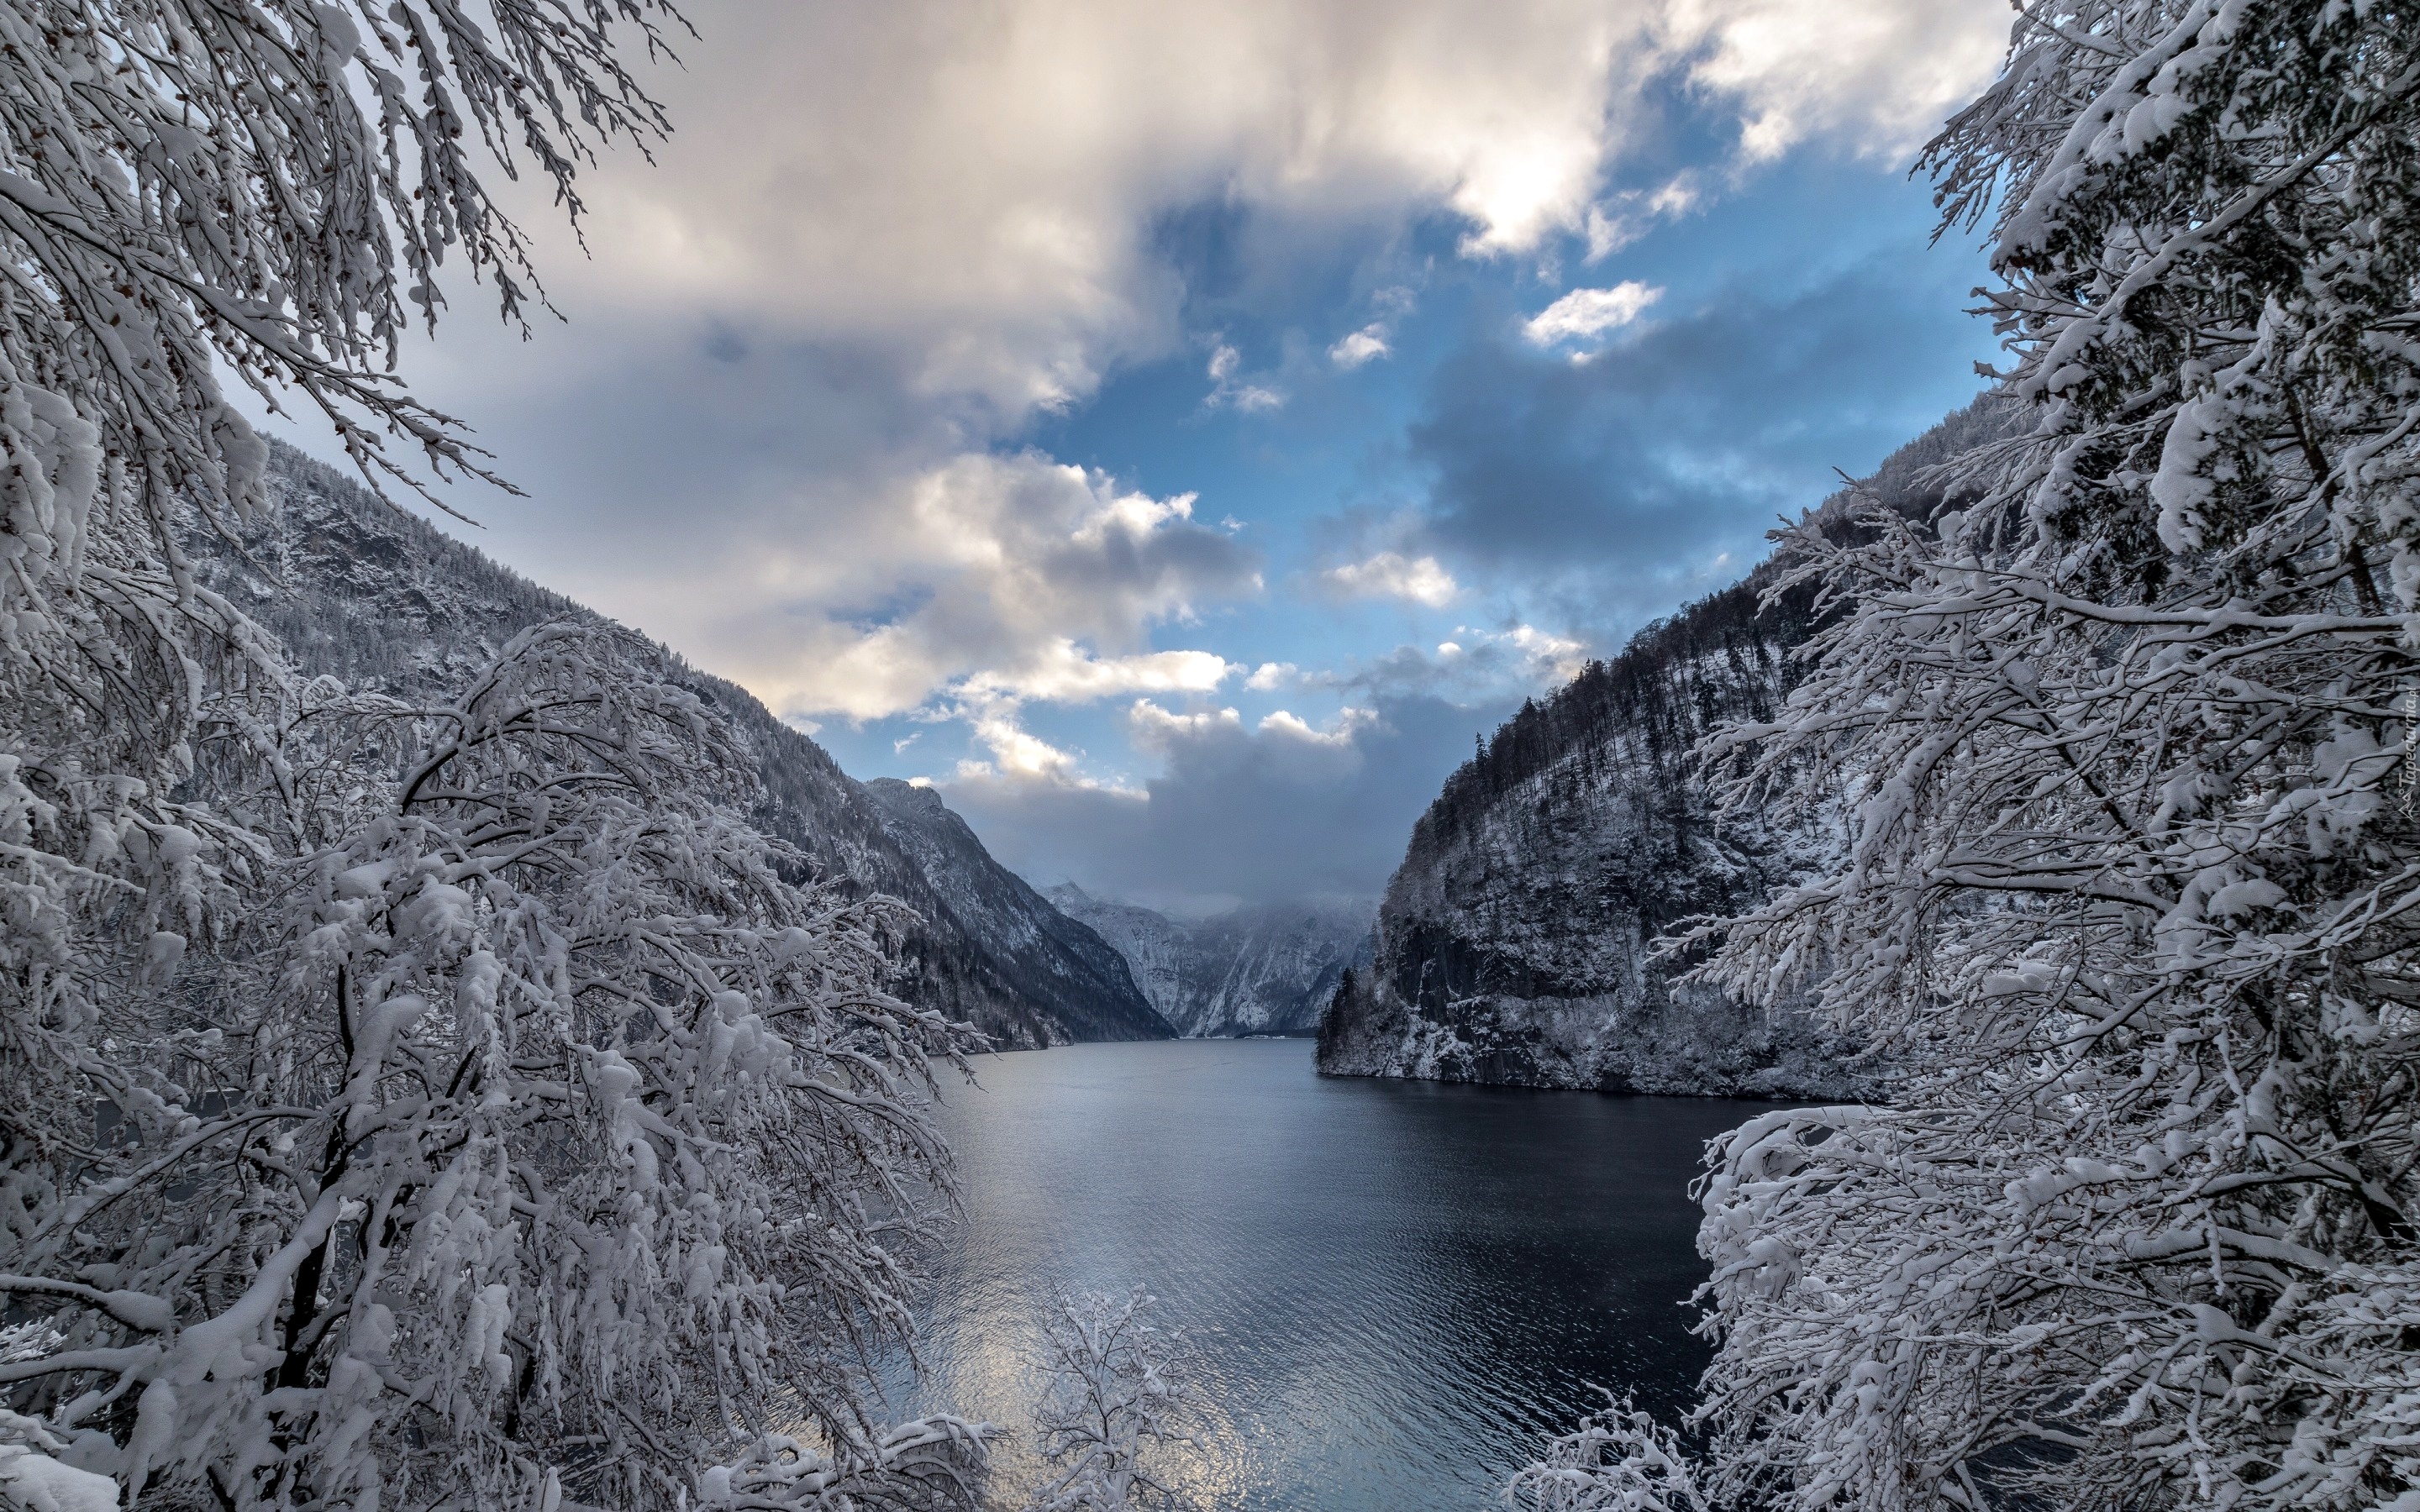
[{"xmin": 879, "ymin": 1040, "xmax": 1770, "ymax": 1511}]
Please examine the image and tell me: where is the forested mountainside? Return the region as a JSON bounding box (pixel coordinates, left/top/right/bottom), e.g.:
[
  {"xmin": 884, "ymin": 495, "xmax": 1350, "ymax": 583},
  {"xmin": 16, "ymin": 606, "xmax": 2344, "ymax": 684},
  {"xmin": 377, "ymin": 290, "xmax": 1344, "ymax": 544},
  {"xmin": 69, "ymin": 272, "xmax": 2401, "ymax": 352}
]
[
  {"xmin": 1317, "ymin": 398, "xmax": 2011, "ymax": 1095},
  {"xmin": 860, "ymin": 781, "xmax": 1176, "ymax": 1039},
  {"xmin": 203, "ymin": 444, "xmax": 1173, "ymax": 1048},
  {"xmin": 1043, "ymin": 885, "xmax": 1374, "ymax": 1037}
]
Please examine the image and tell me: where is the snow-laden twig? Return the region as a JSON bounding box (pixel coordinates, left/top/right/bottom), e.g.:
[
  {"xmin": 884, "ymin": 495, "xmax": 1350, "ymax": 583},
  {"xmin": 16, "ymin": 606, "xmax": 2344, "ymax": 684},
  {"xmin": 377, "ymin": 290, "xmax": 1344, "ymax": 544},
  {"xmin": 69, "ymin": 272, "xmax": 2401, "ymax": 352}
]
[{"xmin": 1023, "ymin": 1289, "xmax": 1195, "ymax": 1512}]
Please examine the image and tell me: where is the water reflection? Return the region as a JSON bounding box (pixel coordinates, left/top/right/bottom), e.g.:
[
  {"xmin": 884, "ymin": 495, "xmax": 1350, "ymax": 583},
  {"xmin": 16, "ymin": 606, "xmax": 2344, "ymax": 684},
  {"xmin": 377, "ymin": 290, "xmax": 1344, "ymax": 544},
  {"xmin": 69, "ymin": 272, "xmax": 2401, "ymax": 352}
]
[{"xmin": 880, "ymin": 1040, "xmax": 1770, "ymax": 1510}]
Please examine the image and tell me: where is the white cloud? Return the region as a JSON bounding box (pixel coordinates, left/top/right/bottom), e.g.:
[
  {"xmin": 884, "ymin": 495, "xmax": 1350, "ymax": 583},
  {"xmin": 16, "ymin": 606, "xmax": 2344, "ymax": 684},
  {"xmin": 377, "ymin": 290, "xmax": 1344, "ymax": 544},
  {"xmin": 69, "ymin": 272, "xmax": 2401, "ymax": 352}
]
[
  {"xmin": 1662, "ymin": 0, "xmax": 2007, "ymax": 163},
  {"xmin": 1205, "ymin": 342, "xmax": 1286, "ymax": 412},
  {"xmin": 522, "ymin": 0, "xmax": 1681, "ymax": 419},
  {"xmin": 720, "ymin": 451, "xmax": 1260, "ymax": 722},
  {"xmin": 1324, "ymin": 552, "xmax": 1461, "ymax": 607},
  {"xmin": 1128, "ymin": 699, "xmax": 1377, "ymax": 759},
  {"xmin": 343, "ymin": 0, "xmax": 2007, "ymax": 807},
  {"xmin": 1503, "ymin": 622, "xmax": 1591, "ymax": 682},
  {"xmin": 1583, "ymin": 171, "xmax": 1703, "ymax": 260},
  {"xmin": 1128, "ymin": 700, "xmax": 1246, "ymax": 753},
  {"xmin": 1244, "ymin": 660, "xmax": 1299, "ymax": 691},
  {"xmin": 1523, "ymin": 282, "xmax": 1663, "ymax": 345},
  {"xmin": 964, "ymin": 642, "xmax": 1236, "ymax": 704},
  {"xmin": 1343, "ymin": 621, "xmax": 1595, "ymax": 703},
  {"xmin": 1257, "ymin": 706, "xmax": 1381, "ymax": 748},
  {"xmin": 1328, "ymin": 325, "xmax": 1393, "ymax": 368}
]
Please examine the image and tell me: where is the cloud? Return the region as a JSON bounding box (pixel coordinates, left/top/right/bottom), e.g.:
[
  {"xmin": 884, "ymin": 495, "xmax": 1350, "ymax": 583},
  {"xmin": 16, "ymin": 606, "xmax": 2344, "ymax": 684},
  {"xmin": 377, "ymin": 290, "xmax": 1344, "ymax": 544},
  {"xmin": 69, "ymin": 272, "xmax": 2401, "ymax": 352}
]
[
  {"xmin": 1663, "ymin": 0, "xmax": 2009, "ymax": 163},
  {"xmin": 708, "ymin": 449, "xmax": 1262, "ymax": 722},
  {"xmin": 963, "ymin": 643, "xmax": 1236, "ymax": 705},
  {"xmin": 1328, "ymin": 325, "xmax": 1393, "ymax": 368},
  {"xmin": 1244, "ymin": 661, "xmax": 1299, "ymax": 691},
  {"xmin": 436, "ymin": 0, "xmax": 2003, "ymax": 423},
  {"xmin": 1204, "ymin": 342, "xmax": 1286, "ymax": 412},
  {"xmin": 1410, "ymin": 254, "xmax": 1986, "ymax": 623},
  {"xmin": 1323, "ymin": 551, "xmax": 1461, "ymax": 608},
  {"xmin": 1582, "ymin": 172, "xmax": 1703, "ymax": 260},
  {"xmin": 944, "ymin": 690, "xmax": 1516, "ymax": 907},
  {"xmin": 522, "ymin": 0, "xmax": 1690, "ymax": 419},
  {"xmin": 1523, "ymin": 282, "xmax": 1662, "ymax": 346},
  {"xmin": 1344, "ymin": 622, "xmax": 1593, "ymax": 701}
]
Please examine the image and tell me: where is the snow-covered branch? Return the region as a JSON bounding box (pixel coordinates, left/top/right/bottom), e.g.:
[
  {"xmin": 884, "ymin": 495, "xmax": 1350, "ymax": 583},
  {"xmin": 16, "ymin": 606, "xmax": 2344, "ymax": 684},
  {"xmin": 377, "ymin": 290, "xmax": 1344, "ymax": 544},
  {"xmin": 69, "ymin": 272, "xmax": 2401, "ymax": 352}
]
[{"xmin": 1661, "ymin": 3, "xmax": 2420, "ymax": 1508}]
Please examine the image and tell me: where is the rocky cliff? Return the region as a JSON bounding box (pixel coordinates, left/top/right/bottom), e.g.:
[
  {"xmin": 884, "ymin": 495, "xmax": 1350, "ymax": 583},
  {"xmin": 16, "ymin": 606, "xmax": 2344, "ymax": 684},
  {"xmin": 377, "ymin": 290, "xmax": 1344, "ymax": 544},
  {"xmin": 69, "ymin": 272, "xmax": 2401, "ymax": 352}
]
[
  {"xmin": 1316, "ymin": 400, "xmax": 2009, "ymax": 1095},
  {"xmin": 204, "ymin": 444, "xmax": 1174, "ymax": 1049},
  {"xmin": 861, "ymin": 782, "xmax": 1176, "ymax": 1042},
  {"xmin": 1043, "ymin": 886, "xmax": 1374, "ymax": 1037}
]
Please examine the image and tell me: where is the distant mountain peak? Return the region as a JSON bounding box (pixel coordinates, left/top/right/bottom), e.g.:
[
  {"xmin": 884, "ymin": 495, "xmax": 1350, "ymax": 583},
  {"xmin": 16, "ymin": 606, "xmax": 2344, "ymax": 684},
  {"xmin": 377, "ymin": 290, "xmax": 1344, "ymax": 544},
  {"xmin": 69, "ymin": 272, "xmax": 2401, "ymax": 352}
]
[{"xmin": 1045, "ymin": 886, "xmax": 1374, "ymax": 1038}]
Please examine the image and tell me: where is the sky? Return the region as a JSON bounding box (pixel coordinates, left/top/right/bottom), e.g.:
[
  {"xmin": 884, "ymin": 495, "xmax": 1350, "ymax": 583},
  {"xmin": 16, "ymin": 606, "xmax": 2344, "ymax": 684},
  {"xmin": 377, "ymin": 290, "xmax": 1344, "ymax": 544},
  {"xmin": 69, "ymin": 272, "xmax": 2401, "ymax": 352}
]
[{"xmin": 262, "ymin": 0, "xmax": 2014, "ymax": 914}]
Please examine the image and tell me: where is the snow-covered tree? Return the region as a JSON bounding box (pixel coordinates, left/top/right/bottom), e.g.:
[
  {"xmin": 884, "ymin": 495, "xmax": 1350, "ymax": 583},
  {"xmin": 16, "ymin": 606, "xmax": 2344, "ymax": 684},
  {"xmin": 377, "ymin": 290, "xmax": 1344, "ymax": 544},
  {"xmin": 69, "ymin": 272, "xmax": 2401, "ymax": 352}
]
[
  {"xmin": 2, "ymin": 0, "xmax": 688, "ymax": 1245},
  {"xmin": 1022, "ymin": 1290, "xmax": 1192, "ymax": 1512},
  {"xmin": 1636, "ymin": 2, "xmax": 2420, "ymax": 1509},
  {"xmin": 1502, "ymin": 1395, "xmax": 1704, "ymax": 1512},
  {"xmin": 7, "ymin": 621, "xmax": 986, "ymax": 1509},
  {"xmin": 2, "ymin": 0, "xmax": 686, "ymax": 1011},
  {"xmin": 4, "ymin": 4, "xmax": 1000, "ymax": 1506}
]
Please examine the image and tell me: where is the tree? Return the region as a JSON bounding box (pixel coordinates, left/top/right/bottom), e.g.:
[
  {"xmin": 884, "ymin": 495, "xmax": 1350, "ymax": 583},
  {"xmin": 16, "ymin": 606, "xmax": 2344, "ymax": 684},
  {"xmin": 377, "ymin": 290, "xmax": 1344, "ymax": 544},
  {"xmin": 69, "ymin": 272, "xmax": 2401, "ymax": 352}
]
[
  {"xmin": 3, "ymin": 0, "xmax": 688, "ymax": 1202},
  {"xmin": 1023, "ymin": 1290, "xmax": 1192, "ymax": 1512},
  {"xmin": 8, "ymin": 622, "xmax": 987, "ymax": 1509},
  {"xmin": 1, "ymin": 4, "xmax": 996, "ymax": 1507},
  {"xmin": 1502, "ymin": 1395, "xmax": 1704, "ymax": 1512},
  {"xmin": 2, "ymin": 0, "xmax": 688, "ymax": 973},
  {"xmin": 1636, "ymin": 2, "xmax": 2420, "ymax": 1509}
]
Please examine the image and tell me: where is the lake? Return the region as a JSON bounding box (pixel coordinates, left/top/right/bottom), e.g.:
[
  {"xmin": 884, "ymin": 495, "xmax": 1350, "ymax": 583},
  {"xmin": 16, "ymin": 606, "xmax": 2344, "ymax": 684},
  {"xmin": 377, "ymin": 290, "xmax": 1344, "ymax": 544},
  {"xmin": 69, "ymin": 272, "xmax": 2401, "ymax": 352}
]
[{"xmin": 880, "ymin": 1039, "xmax": 1771, "ymax": 1510}]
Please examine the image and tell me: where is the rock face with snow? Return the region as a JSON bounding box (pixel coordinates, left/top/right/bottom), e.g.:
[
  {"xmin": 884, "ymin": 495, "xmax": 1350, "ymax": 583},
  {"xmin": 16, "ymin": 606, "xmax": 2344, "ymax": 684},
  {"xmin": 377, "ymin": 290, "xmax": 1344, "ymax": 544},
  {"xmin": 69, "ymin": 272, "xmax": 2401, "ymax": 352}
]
[
  {"xmin": 1044, "ymin": 886, "xmax": 1374, "ymax": 1037},
  {"xmin": 860, "ymin": 782, "xmax": 1176, "ymax": 1042},
  {"xmin": 206, "ymin": 444, "xmax": 1174, "ymax": 1048},
  {"xmin": 1317, "ymin": 403, "xmax": 2008, "ymax": 1096}
]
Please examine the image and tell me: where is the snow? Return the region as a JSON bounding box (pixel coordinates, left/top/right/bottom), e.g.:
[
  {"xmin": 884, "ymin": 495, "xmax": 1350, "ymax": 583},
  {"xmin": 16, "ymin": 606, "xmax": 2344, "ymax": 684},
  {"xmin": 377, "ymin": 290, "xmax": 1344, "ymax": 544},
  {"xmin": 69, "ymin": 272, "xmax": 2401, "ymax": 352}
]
[
  {"xmin": 1045, "ymin": 885, "xmax": 1372, "ymax": 1038},
  {"xmin": 0, "ymin": 1448, "xmax": 118, "ymax": 1512}
]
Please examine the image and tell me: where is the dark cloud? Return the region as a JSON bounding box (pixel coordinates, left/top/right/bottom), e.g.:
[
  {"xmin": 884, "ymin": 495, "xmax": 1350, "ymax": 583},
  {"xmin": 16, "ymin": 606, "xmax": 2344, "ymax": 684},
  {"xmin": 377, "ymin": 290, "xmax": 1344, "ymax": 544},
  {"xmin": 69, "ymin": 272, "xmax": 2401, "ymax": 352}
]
[
  {"xmin": 942, "ymin": 690, "xmax": 1512, "ymax": 909},
  {"xmin": 1408, "ymin": 254, "xmax": 1983, "ymax": 617}
]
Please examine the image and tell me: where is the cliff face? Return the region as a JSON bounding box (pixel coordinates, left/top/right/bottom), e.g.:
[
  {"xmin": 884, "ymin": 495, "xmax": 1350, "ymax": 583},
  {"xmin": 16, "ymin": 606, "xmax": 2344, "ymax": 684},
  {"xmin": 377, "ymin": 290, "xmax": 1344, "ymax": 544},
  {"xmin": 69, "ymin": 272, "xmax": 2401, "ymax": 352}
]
[
  {"xmin": 862, "ymin": 783, "xmax": 1175, "ymax": 1042},
  {"xmin": 1044, "ymin": 887, "xmax": 1374, "ymax": 1038},
  {"xmin": 1317, "ymin": 401, "xmax": 2008, "ymax": 1095},
  {"xmin": 207, "ymin": 444, "xmax": 1174, "ymax": 1049}
]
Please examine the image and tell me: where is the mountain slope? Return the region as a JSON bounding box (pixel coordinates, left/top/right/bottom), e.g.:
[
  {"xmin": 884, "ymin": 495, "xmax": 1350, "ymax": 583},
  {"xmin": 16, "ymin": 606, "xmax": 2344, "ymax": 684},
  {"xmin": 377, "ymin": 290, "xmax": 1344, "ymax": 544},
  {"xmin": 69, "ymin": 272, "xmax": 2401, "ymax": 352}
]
[
  {"xmin": 1316, "ymin": 399, "xmax": 2010, "ymax": 1095},
  {"xmin": 204, "ymin": 444, "xmax": 1173, "ymax": 1048},
  {"xmin": 861, "ymin": 782, "xmax": 1176, "ymax": 1041},
  {"xmin": 1044, "ymin": 886, "xmax": 1373, "ymax": 1037}
]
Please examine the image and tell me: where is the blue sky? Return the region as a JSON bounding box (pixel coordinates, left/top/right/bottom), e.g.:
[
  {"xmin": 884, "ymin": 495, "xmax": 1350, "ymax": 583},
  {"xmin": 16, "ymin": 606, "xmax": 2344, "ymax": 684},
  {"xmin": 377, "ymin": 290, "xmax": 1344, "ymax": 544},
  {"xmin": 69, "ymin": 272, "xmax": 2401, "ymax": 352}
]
[{"xmin": 263, "ymin": 0, "xmax": 2010, "ymax": 911}]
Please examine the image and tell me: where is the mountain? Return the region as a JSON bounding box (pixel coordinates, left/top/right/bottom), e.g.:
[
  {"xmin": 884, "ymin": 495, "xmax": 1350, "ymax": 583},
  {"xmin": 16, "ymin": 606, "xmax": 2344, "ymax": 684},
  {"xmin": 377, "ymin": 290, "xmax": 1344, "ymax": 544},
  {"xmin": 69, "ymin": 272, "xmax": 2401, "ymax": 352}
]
[
  {"xmin": 1316, "ymin": 399, "xmax": 2011, "ymax": 1096},
  {"xmin": 1043, "ymin": 886, "xmax": 1373, "ymax": 1037},
  {"xmin": 860, "ymin": 781, "xmax": 1177, "ymax": 1041},
  {"xmin": 203, "ymin": 443, "xmax": 1173, "ymax": 1049}
]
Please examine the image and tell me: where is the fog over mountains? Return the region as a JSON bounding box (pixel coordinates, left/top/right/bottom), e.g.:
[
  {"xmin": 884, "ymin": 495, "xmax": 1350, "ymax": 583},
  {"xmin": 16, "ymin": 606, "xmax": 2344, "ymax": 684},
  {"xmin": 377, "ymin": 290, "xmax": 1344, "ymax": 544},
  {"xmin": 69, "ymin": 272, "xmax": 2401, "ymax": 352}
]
[{"xmin": 1044, "ymin": 886, "xmax": 1372, "ymax": 1038}]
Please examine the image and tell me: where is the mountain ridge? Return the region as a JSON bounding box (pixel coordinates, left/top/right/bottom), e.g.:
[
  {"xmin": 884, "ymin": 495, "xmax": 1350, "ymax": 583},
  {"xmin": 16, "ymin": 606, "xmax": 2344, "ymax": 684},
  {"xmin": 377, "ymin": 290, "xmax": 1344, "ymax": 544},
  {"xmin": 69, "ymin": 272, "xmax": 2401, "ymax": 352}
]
[
  {"xmin": 1316, "ymin": 397, "xmax": 2012, "ymax": 1095},
  {"xmin": 1042, "ymin": 885, "xmax": 1374, "ymax": 1038},
  {"xmin": 211, "ymin": 443, "xmax": 1172, "ymax": 1048}
]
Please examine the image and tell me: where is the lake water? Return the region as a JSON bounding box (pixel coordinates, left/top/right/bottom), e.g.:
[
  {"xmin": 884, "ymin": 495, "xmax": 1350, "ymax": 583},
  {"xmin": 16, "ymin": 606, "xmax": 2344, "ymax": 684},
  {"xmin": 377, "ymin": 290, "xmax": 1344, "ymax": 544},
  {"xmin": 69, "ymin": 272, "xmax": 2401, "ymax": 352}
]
[{"xmin": 881, "ymin": 1039, "xmax": 1772, "ymax": 1510}]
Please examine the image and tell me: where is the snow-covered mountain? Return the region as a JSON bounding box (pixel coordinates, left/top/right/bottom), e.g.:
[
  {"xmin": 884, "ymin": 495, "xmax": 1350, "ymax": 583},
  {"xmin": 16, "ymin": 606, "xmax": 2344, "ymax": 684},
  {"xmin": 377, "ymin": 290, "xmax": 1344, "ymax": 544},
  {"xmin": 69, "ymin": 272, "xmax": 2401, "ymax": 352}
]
[
  {"xmin": 1041, "ymin": 885, "xmax": 1373, "ymax": 1037},
  {"xmin": 204, "ymin": 444, "xmax": 1172, "ymax": 1048},
  {"xmin": 1316, "ymin": 401, "xmax": 2010, "ymax": 1095}
]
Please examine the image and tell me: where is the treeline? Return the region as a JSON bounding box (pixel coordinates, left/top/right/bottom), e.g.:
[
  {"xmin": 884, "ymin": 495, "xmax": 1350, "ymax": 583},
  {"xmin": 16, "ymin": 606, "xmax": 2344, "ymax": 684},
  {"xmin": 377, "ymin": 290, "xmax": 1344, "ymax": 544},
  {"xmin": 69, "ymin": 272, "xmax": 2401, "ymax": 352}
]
[{"xmin": 1413, "ymin": 394, "xmax": 2012, "ymax": 864}]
